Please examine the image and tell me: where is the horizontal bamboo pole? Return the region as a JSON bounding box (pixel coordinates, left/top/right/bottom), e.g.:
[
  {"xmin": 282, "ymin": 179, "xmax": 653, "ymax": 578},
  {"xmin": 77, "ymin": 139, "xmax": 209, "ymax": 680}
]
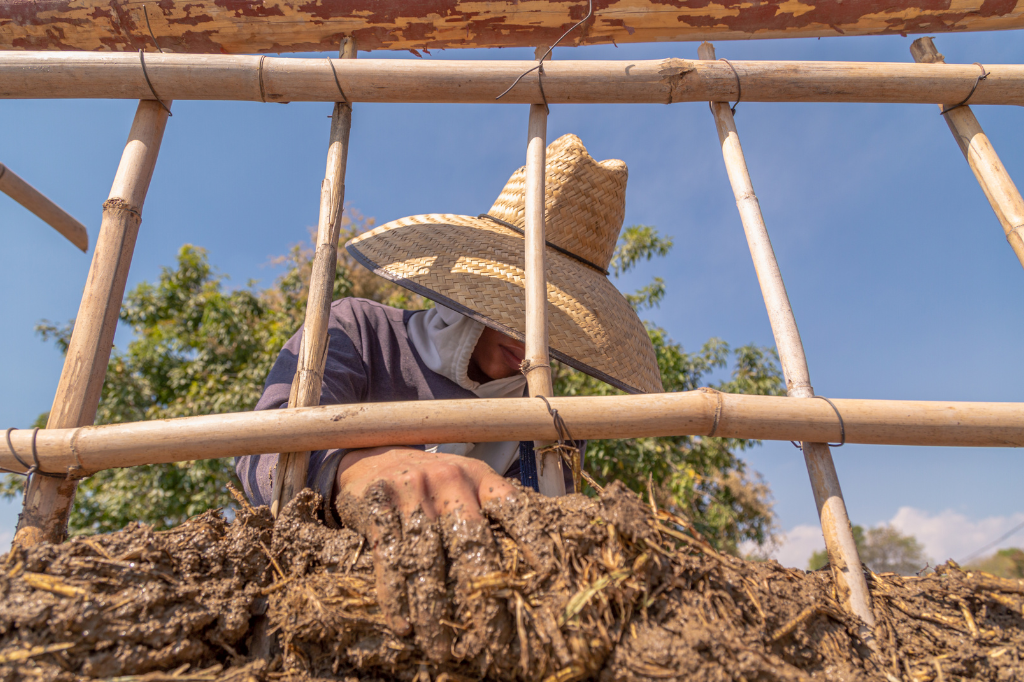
[
  {"xmin": 4, "ymin": 393, "xmax": 1024, "ymax": 476},
  {"xmin": 1, "ymin": 53, "xmax": 1024, "ymax": 106},
  {"xmin": 0, "ymin": 163, "xmax": 88, "ymax": 251}
]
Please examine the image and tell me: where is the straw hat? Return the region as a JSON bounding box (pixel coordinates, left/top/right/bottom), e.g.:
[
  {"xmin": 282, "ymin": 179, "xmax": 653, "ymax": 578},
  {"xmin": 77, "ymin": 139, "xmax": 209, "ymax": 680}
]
[{"xmin": 345, "ymin": 134, "xmax": 662, "ymax": 395}]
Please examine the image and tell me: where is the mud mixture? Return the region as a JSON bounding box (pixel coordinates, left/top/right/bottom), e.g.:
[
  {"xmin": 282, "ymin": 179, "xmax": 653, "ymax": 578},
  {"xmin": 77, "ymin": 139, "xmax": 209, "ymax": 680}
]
[{"xmin": 1, "ymin": 483, "xmax": 1022, "ymax": 681}]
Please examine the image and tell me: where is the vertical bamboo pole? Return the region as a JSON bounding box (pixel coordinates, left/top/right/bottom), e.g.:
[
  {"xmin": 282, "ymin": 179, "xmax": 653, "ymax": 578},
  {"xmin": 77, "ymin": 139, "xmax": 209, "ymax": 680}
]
[
  {"xmin": 523, "ymin": 103, "xmax": 566, "ymax": 498},
  {"xmin": 271, "ymin": 38, "xmax": 356, "ymax": 517},
  {"xmin": 0, "ymin": 163, "xmax": 89, "ymax": 251},
  {"xmin": 910, "ymin": 37, "xmax": 1024, "ymax": 270},
  {"xmin": 14, "ymin": 99, "xmax": 171, "ymax": 547},
  {"xmin": 698, "ymin": 42, "xmax": 875, "ymax": 637}
]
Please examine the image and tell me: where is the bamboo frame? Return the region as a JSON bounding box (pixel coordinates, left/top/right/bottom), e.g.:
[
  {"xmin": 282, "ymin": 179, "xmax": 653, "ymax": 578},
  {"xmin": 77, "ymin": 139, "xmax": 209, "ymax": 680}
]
[
  {"xmin": 270, "ymin": 38, "xmax": 356, "ymax": 518},
  {"xmin": 13, "ymin": 99, "xmax": 170, "ymax": 547},
  {"xmin": 698, "ymin": 42, "xmax": 875, "ymax": 638},
  {"xmin": 0, "ymin": 163, "xmax": 88, "ymax": 251},
  {"xmin": 5, "ymin": 393, "xmax": 1024, "ymax": 476},
  {"xmin": 6, "ymin": 30, "xmax": 1021, "ymax": 566},
  {"xmin": 523, "ymin": 101, "xmax": 566, "ymax": 498},
  {"xmin": 2, "ymin": 54, "xmax": 1024, "ymax": 106},
  {"xmin": 910, "ymin": 38, "xmax": 1024, "ymax": 271}
]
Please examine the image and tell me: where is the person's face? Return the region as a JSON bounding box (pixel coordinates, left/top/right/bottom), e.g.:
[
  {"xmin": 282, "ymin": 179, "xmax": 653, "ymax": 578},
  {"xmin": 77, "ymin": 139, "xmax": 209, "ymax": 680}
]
[{"xmin": 468, "ymin": 326, "xmax": 526, "ymax": 382}]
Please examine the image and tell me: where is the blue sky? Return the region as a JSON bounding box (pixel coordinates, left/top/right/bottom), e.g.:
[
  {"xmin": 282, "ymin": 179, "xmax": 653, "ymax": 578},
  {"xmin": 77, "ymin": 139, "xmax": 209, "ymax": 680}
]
[{"xmin": 2, "ymin": 31, "xmax": 1022, "ymax": 564}]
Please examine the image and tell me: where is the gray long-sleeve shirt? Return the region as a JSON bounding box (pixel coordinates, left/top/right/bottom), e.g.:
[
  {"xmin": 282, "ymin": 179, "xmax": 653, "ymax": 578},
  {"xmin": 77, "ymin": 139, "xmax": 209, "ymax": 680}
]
[{"xmin": 235, "ymin": 298, "xmax": 476, "ymax": 507}]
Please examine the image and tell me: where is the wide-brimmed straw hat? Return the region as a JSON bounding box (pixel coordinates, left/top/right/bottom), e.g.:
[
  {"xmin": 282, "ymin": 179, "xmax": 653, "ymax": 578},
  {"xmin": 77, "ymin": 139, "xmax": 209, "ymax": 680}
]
[{"xmin": 345, "ymin": 134, "xmax": 662, "ymax": 395}]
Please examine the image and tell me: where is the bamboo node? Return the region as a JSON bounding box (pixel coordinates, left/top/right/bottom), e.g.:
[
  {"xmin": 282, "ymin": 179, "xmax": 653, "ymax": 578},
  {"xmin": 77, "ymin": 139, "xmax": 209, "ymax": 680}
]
[
  {"xmin": 698, "ymin": 387, "xmax": 724, "ymax": 437},
  {"xmin": 102, "ymin": 197, "xmax": 141, "ymax": 220}
]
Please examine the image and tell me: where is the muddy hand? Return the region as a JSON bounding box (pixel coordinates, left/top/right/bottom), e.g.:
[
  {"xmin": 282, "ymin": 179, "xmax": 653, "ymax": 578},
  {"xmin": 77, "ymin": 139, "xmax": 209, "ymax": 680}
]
[{"xmin": 334, "ymin": 447, "xmax": 517, "ymax": 664}]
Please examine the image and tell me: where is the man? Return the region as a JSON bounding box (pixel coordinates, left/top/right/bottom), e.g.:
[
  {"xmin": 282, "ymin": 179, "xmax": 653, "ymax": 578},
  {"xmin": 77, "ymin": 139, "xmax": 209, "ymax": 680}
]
[{"xmin": 237, "ymin": 134, "xmax": 662, "ymax": 663}]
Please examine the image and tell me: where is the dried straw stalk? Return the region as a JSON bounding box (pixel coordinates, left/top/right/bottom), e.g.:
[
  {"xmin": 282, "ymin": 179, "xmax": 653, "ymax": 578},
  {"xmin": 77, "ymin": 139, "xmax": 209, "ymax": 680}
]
[
  {"xmin": 271, "ymin": 38, "xmax": 356, "ymax": 518},
  {"xmin": 5, "ymin": 392, "xmax": 1024, "ymax": 477},
  {"xmin": 2, "ymin": 54, "xmax": 1024, "ymax": 106},
  {"xmin": 0, "ymin": 163, "xmax": 88, "ymax": 251},
  {"xmin": 698, "ymin": 41, "xmax": 875, "ymax": 638},
  {"xmin": 523, "ymin": 101, "xmax": 566, "ymax": 498},
  {"xmin": 910, "ymin": 37, "xmax": 1024, "ymax": 270},
  {"xmin": 14, "ymin": 99, "xmax": 171, "ymax": 548}
]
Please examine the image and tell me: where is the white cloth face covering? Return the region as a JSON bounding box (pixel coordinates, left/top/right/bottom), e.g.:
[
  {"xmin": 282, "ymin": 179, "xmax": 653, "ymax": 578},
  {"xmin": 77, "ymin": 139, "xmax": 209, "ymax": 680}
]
[{"xmin": 407, "ymin": 306, "xmax": 527, "ymax": 475}]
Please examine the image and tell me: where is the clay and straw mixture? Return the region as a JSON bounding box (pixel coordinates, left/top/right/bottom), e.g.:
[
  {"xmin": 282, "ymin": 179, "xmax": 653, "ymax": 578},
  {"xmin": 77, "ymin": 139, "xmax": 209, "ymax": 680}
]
[{"xmin": 2, "ymin": 483, "xmax": 1023, "ymax": 681}]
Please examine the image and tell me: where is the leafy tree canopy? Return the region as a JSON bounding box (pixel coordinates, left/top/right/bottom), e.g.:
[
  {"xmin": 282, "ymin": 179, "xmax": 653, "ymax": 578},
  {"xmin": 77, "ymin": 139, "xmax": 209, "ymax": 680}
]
[
  {"xmin": 3, "ymin": 215, "xmax": 782, "ymax": 553},
  {"xmin": 966, "ymin": 548, "xmax": 1024, "ymax": 580},
  {"xmin": 808, "ymin": 524, "xmax": 931, "ymax": 575}
]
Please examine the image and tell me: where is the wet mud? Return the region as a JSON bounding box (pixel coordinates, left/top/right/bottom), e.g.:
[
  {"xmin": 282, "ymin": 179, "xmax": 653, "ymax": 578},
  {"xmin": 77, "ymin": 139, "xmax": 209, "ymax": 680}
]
[{"xmin": 2, "ymin": 482, "xmax": 1023, "ymax": 681}]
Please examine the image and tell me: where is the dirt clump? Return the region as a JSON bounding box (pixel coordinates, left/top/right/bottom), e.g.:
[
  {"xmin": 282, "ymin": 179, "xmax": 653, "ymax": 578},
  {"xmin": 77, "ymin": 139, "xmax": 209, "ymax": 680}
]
[{"xmin": 2, "ymin": 482, "xmax": 1023, "ymax": 681}]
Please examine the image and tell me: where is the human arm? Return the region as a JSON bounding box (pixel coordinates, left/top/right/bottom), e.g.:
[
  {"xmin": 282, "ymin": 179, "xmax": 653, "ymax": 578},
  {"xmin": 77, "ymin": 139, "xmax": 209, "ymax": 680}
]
[{"xmin": 235, "ymin": 311, "xmax": 368, "ymax": 507}]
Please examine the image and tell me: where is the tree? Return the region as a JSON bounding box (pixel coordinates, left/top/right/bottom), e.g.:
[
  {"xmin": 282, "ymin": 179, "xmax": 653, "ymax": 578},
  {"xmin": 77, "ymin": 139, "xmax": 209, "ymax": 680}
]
[
  {"xmin": 808, "ymin": 524, "xmax": 931, "ymax": 575},
  {"xmin": 1, "ymin": 212, "xmax": 428, "ymax": 535},
  {"xmin": 555, "ymin": 225, "xmax": 783, "ymax": 554},
  {"xmin": 3, "ymin": 215, "xmax": 782, "ymax": 552},
  {"xmin": 967, "ymin": 548, "xmax": 1024, "ymax": 579}
]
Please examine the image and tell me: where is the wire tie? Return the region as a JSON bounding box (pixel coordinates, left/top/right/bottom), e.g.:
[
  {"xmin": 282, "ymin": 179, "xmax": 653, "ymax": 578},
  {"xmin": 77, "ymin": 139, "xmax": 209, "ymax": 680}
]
[
  {"xmin": 5, "ymin": 427, "xmax": 31, "ymax": 472},
  {"xmin": 4, "ymin": 427, "xmax": 62, "ymax": 479},
  {"xmin": 143, "ymin": 5, "xmax": 164, "ymax": 53},
  {"xmin": 536, "ymin": 395, "xmax": 583, "ymax": 491},
  {"xmin": 790, "ymin": 395, "xmax": 846, "ymax": 450},
  {"xmin": 940, "ymin": 62, "xmax": 988, "ymax": 115},
  {"xmin": 495, "ymin": 0, "xmax": 593, "ymax": 104},
  {"xmin": 719, "ymin": 58, "xmax": 742, "ymax": 115},
  {"xmin": 327, "ymin": 57, "xmax": 349, "ymax": 103},
  {"xmin": 138, "ymin": 49, "xmax": 172, "ymax": 116},
  {"xmin": 519, "ymin": 359, "xmax": 551, "ymax": 375},
  {"xmin": 258, "ymin": 55, "xmax": 268, "ymax": 103}
]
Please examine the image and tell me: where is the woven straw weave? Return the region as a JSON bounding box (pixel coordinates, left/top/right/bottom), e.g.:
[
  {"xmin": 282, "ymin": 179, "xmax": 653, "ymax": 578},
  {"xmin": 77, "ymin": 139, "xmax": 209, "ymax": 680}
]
[
  {"xmin": 346, "ymin": 136, "xmax": 661, "ymax": 395},
  {"xmin": 489, "ymin": 134, "xmax": 627, "ymax": 272}
]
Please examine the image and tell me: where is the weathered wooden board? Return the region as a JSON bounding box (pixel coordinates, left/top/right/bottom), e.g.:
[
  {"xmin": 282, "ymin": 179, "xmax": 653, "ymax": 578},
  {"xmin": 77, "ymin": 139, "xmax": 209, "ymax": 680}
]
[{"xmin": 1, "ymin": 0, "xmax": 1022, "ymax": 54}]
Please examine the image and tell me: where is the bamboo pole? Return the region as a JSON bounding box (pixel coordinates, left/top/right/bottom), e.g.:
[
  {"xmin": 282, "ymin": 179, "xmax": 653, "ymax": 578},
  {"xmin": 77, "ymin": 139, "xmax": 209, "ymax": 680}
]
[
  {"xmin": 5, "ymin": 393, "xmax": 1024, "ymax": 476},
  {"xmin": 13, "ymin": 99, "xmax": 171, "ymax": 547},
  {"xmin": 270, "ymin": 37, "xmax": 356, "ymax": 518},
  {"xmin": 2, "ymin": 54, "xmax": 1024, "ymax": 106},
  {"xmin": 910, "ymin": 38, "xmax": 1024, "ymax": 270},
  {"xmin": 698, "ymin": 42, "xmax": 875, "ymax": 638},
  {"xmin": 0, "ymin": 163, "xmax": 88, "ymax": 251},
  {"xmin": 523, "ymin": 101, "xmax": 566, "ymax": 498}
]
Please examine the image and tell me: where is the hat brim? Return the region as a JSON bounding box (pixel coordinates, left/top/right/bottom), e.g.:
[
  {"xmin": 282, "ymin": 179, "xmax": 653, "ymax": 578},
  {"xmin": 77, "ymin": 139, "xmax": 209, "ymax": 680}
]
[{"xmin": 346, "ymin": 214, "xmax": 662, "ymax": 395}]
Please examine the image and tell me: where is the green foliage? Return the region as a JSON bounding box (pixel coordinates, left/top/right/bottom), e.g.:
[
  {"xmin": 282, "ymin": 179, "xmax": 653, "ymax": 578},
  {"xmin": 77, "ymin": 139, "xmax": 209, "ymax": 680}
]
[
  {"xmin": 808, "ymin": 525, "xmax": 930, "ymax": 575},
  {"xmin": 554, "ymin": 225, "xmax": 784, "ymax": 554},
  {"xmin": 1, "ymin": 212, "xmax": 425, "ymax": 535},
  {"xmin": 968, "ymin": 548, "xmax": 1024, "ymax": 579},
  {"xmin": 608, "ymin": 225, "xmax": 673, "ymax": 277}
]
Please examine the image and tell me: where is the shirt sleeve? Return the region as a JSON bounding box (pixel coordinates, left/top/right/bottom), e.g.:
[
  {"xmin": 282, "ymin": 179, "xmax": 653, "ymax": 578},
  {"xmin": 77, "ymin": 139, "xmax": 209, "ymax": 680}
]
[{"xmin": 235, "ymin": 322, "xmax": 368, "ymax": 510}]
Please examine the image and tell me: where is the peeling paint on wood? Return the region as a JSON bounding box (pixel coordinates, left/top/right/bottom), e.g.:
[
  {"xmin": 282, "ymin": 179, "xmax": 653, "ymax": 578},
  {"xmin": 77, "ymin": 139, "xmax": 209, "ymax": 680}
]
[{"xmin": 0, "ymin": 0, "xmax": 1022, "ymax": 54}]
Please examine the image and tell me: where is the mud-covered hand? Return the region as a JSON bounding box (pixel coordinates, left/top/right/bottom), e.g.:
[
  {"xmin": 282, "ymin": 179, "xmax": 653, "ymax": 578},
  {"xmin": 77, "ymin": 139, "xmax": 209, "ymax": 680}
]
[{"xmin": 333, "ymin": 446, "xmax": 517, "ymax": 664}]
